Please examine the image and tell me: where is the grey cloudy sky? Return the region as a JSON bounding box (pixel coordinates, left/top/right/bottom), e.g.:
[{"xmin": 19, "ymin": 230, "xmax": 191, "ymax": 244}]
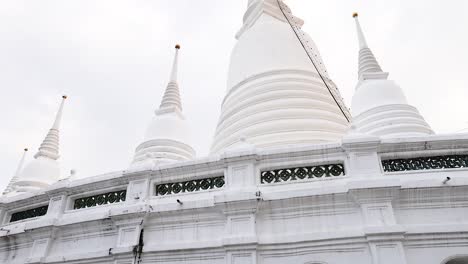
[{"xmin": 1, "ymin": 0, "xmax": 467, "ymax": 191}]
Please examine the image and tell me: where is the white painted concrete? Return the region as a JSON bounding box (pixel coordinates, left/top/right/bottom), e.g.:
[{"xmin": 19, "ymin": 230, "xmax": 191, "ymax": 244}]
[
  {"xmin": 1, "ymin": 2, "xmax": 467, "ymax": 264},
  {"xmin": 0, "ymin": 134, "xmax": 466, "ymax": 263}
]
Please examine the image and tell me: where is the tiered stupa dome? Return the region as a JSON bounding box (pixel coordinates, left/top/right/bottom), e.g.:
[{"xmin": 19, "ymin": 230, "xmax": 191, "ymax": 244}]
[
  {"xmin": 350, "ymin": 13, "xmax": 434, "ymax": 137},
  {"xmin": 13, "ymin": 96, "xmax": 67, "ymax": 193},
  {"xmin": 210, "ymin": 0, "xmax": 350, "ymax": 154},
  {"xmin": 131, "ymin": 45, "xmax": 195, "ymax": 168}
]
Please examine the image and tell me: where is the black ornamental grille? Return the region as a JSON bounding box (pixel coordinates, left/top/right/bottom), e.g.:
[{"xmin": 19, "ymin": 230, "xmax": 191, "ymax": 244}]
[
  {"xmin": 73, "ymin": 190, "xmax": 127, "ymax": 210},
  {"xmin": 382, "ymin": 155, "xmax": 468, "ymax": 172},
  {"xmin": 10, "ymin": 205, "xmax": 48, "ymax": 223},
  {"xmin": 155, "ymin": 176, "xmax": 225, "ymax": 196},
  {"xmin": 261, "ymin": 164, "xmax": 345, "ymax": 184}
]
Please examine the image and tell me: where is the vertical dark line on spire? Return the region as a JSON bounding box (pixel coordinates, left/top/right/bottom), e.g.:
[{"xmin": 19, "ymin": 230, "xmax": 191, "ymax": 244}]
[{"xmin": 275, "ymin": 0, "xmax": 351, "ymax": 122}]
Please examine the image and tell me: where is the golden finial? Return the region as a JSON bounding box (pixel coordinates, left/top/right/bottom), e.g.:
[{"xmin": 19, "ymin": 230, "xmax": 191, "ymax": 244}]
[
  {"xmin": 353, "ymin": 12, "xmax": 358, "ymax": 18},
  {"xmin": 175, "ymin": 44, "xmax": 181, "ymax": 49}
]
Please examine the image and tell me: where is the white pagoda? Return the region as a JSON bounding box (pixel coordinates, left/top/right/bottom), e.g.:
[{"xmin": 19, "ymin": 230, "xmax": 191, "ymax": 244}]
[{"xmin": 1, "ymin": 1, "xmax": 467, "ymax": 264}]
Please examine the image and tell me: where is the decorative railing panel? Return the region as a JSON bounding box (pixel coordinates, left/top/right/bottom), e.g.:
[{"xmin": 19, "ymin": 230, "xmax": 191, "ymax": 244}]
[
  {"xmin": 155, "ymin": 176, "xmax": 225, "ymax": 196},
  {"xmin": 73, "ymin": 190, "xmax": 127, "ymax": 210},
  {"xmin": 10, "ymin": 205, "xmax": 48, "ymax": 223},
  {"xmin": 382, "ymin": 155, "xmax": 468, "ymax": 172},
  {"xmin": 261, "ymin": 164, "xmax": 345, "ymax": 184}
]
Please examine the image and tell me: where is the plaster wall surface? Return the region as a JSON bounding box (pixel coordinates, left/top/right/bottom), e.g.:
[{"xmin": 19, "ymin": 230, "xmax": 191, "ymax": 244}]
[{"xmin": 0, "ymin": 134, "xmax": 467, "ymax": 264}]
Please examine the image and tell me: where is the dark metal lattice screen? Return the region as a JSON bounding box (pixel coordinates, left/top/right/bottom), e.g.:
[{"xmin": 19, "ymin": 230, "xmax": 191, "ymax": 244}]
[
  {"xmin": 261, "ymin": 164, "xmax": 345, "ymax": 184},
  {"xmin": 155, "ymin": 176, "xmax": 225, "ymax": 196},
  {"xmin": 382, "ymin": 155, "xmax": 468, "ymax": 172},
  {"xmin": 10, "ymin": 205, "xmax": 48, "ymax": 222},
  {"xmin": 73, "ymin": 190, "xmax": 127, "ymax": 210}
]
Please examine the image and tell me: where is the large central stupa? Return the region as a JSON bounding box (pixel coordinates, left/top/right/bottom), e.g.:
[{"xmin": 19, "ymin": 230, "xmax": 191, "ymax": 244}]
[{"xmin": 211, "ymin": 0, "xmax": 350, "ymax": 153}]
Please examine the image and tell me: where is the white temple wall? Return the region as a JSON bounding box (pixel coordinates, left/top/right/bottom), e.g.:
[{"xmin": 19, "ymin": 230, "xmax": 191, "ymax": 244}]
[
  {"xmin": 392, "ymin": 183, "xmax": 468, "ymax": 229},
  {"xmin": 0, "ymin": 136, "xmax": 467, "ymax": 263},
  {"xmin": 144, "ymin": 210, "xmax": 225, "ymax": 249},
  {"xmin": 1, "ymin": 187, "xmax": 468, "ymax": 264},
  {"xmin": 258, "ymin": 244, "xmax": 373, "ymax": 264},
  {"xmin": 46, "ymin": 220, "xmax": 118, "ymax": 260},
  {"xmin": 0, "ymin": 239, "xmax": 32, "ymax": 264},
  {"xmin": 142, "ymin": 250, "xmax": 227, "ymax": 264},
  {"xmin": 405, "ymin": 244, "xmax": 468, "ymax": 264},
  {"xmin": 256, "ymin": 195, "xmax": 363, "ymax": 237}
]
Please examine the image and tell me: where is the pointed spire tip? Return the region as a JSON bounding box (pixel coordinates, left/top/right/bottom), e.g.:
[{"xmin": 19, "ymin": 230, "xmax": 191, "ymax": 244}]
[
  {"xmin": 159, "ymin": 43, "xmax": 183, "ymax": 112},
  {"xmin": 353, "ymin": 12, "xmax": 358, "ymax": 18},
  {"xmin": 35, "ymin": 93, "xmax": 67, "ymax": 159},
  {"xmin": 354, "ymin": 11, "xmax": 385, "ymax": 80}
]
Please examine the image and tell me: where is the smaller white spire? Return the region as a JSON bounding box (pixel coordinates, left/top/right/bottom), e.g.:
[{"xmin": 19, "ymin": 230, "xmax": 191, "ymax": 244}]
[
  {"xmin": 350, "ymin": 14, "xmax": 433, "ymax": 138},
  {"xmin": 353, "ymin": 13, "xmax": 387, "ymax": 81},
  {"xmin": 2, "ymin": 148, "xmax": 28, "ymax": 195},
  {"xmin": 169, "ymin": 44, "xmax": 180, "ymax": 83},
  {"xmin": 131, "ymin": 44, "xmax": 195, "ymax": 169},
  {"xmin": 35, "ymin": 95, "xmax": 67, "ymax": 160},
  {"xmin": 52, "ymin": 95, "xmax": 66, "ymax": 130},
  {"xmin": 353, "ymin": 13, "xmax": 368, "ymax": 49},
  {"xmin": 159, "ymin": 45, "xmax": 183, "ymax": 112},
  {"xmin": 10, "ymin": 95, "xmax": 68, "ymax": 194}
]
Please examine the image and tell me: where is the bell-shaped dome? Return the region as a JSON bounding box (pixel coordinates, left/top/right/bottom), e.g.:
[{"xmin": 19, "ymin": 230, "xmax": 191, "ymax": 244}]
[
  {"xmin": 351, "ymin": 80, "xmax": 433, "ymax": 137},
  {"xmin": 211, "ymin": 0, "xmax": 350, "ymax": 154},
  {"xmin": 15, "ymin": 157, "xmax": 60, "ymax": 192},
  {"xmin": 144, "ymin": 111, "xmax": 192, "ymax": 144},
  {"xmin": 352, "ymin": 80, "xmax": 408, "ymax": 117},
  {"xmin": 132, "ymin": 111, "xmax": 195, "ymax": 165}
]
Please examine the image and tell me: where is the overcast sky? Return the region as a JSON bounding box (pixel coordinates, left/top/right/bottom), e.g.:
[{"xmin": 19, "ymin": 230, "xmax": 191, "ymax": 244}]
[{"xmin": 1, "ymin": 0, "xmax": 467, "ymax": 191}]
